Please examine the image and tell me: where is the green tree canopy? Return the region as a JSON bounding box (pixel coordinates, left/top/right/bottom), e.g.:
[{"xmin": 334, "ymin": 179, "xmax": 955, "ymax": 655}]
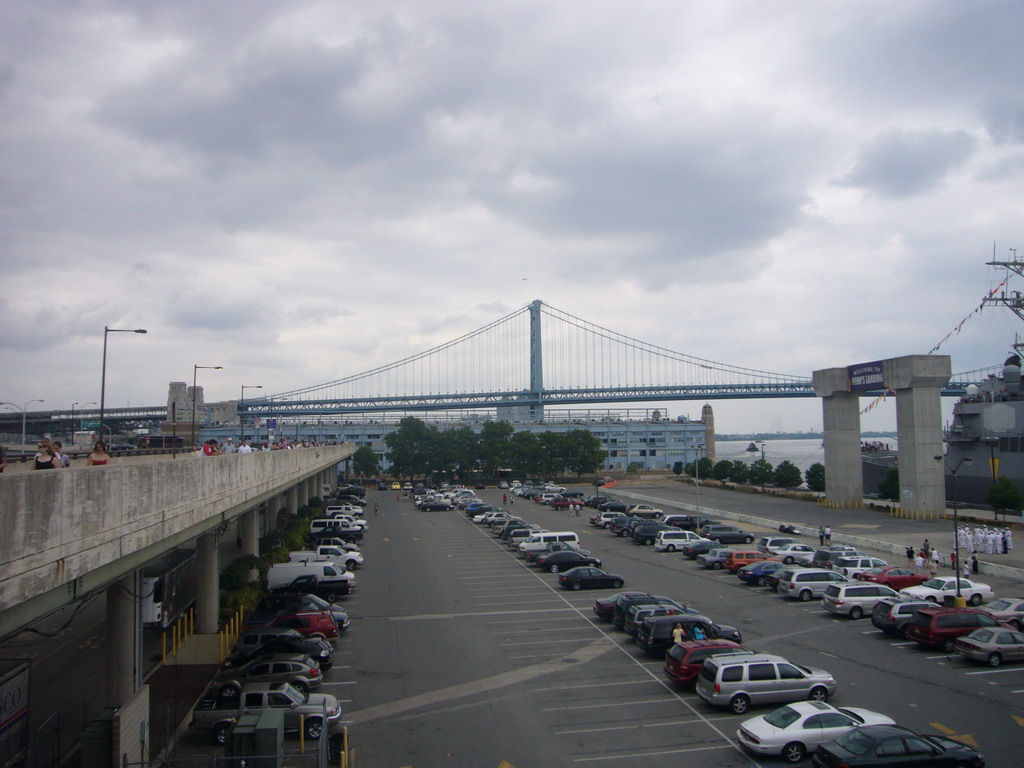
[
  {"xmin": 352, "ymin": 445, "xmax": 379, "ymax": 478},
  {"xmin": 985, "ymin": 476, "xmax": 1024, "ymax": 514},
  {"xmin": 805, "ymin": 462, "xmax": 826, "ymax": 493},
  {"xmin": 383, "ymin": 417, "xmax": 434, "ymax": 477},
  {"xmin": 711, "ymin": 460, "xmax": 733, "ymax": 482},
  {"xmin": 562, "ymin": 429, "xmax": 608, "ymax": 477},
  {"xmin": 878, "ymin": 468, "xmax": 900, "ymax": 501},
  {"xmin": 478, "ymin": 420, "xmax": 514, "ymax": 475},
  {"xmin": 748, "ymin": 459, "xmax": 774, "ymax": 488},
  {"xmin": 727, "ymin": 461, "xmax": 750, "ymax": 484},
  {"xmin": 773, "ymin": 460, "xmax": 803, "ymax": 489},
  {"xmin": 672, "ymin": 461, "xmax": 684, "ymax": 476}
]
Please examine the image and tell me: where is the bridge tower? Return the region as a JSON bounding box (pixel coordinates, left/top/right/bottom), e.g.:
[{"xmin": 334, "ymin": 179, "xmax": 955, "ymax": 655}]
[{"xmin": 529, "ymin": 300, "xmax": 544, "ymax": 420}]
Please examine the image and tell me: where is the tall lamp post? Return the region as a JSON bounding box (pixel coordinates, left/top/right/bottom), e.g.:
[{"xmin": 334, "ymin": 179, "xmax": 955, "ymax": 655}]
[
  {"xmin": 240, "ymin": 385, "xmax": 263, "ymax": 441},
  {"xmin": 756, "ymin": 440, "xmax": 767, "ymax": 491},
  {"xmin": 191, "ymin": 365, "xmax": 223, "ymax": 447},
  {"xmin": 70, "ymin": 401, "xmax": 97, "ymax": 446},
  {"xmin": 0, "ymin": 400, "xmax": 45, "ymax": 455},
  {"xmin": 99, "ymin": 326, "xmax": 147, "ymax": 443},
  {"xmin": 694, "ymin": 442, "xmax": 706, "ymax": 514},
  {"xmin": 935, "ymin": 454, "xmax": 973, "ymax": 605}
]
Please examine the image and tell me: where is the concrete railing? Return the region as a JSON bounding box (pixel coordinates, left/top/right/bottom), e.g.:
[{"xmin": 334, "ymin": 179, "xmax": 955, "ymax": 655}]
[{"xmin": 0, "ymin": 445, "xmax": 353, "ymax": 636}]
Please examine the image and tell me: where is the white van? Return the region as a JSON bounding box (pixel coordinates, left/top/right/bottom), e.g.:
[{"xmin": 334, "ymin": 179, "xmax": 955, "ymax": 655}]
[
  {"xmin": 518, "ymin": 531, "xmax": 581, "ymax": 555},
  {"xmin": 654, "ymin": 530, "xmax": 707, "ymax": 552}
]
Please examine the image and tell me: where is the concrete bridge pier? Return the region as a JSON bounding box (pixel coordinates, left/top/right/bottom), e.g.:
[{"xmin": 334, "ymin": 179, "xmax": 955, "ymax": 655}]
[
  {"xmin": 240, "ymin": 508, "xmax": 260, "ymax": 581},
  {"xmin": 287, "ymin": 486, "xmax": 299, "ymax": 516},
  {"xmin": 813, "ymin": 368, "xmax": 864, "ymax": 506},
  {"xmin": 195, "ymin": 533, "xmax": 219, "ymax": 634},
  {"xmin": 105, "ymin": 572, "xmax": 140, "ymax": 708}
]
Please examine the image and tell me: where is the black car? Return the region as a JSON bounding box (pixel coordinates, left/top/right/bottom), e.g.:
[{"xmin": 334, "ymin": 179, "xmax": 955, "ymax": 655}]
[
  {"xmin": 335, "ymin": 484, "xmax": 365, "ymax": 497},
  {"xmin": 681, "ymin": 540, "xmax": 721, "ymax": 559},
  {"xmin": 536, "ymin": 551, "xmax": 602, "ymax": 573},
  {"xmin": 613, "ymin": 595, "xmax": 677, "ymax": 629},
  {"xmin": 593, "ymin": 591, "xmax": 650, "ymax": 621},
  {"xmin": 663, "ymin": 514, "xmax": 716, "ymax": 531},
  {"xmin": 609, "ymin": 515, "xmax": 643, "ymax": 536},
  {"xmin": 631, "ymin": 521, "xmax": 673, "ymax": 545},
  {"xmin": 635, "ymin": 614, "xmax": 742, "ymax": 657},
  {"xmin": 376, "ymin": 482, "xmax": 388, "ymax": 490},
  {"xmin": 598, "ymin": 500, "xmax": 628, "ymax": 513},
  {"xmin": 812, "ymin": 724, "xmax": 985, "ymax": 767},
  {"xmin": 420, "ymin": 499, "xmax": 453, "ymax": 511},
  {"xmin": 221, "ymin": 631, "xmax": 334, "ymax": 671},
  {"xmin": 557, "ymin": 567, "xmax": 625, "ymax": 591},
  {"xmin": 584, "ymin": 495, "xmax": 612, "ymax": 508},
  {"xmin": 700, "ymin": 525, "xmax": 755, "ymax": 544}
]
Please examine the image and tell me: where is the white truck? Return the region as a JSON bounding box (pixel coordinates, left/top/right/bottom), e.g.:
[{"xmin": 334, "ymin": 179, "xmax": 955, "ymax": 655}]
[
  {"xmin": 289, "ymin": 545, "xmax": 363, "ymax": 570},
  {"xmin": 267, "ymin": 561, "xmax": 355, "ymax": 599}
]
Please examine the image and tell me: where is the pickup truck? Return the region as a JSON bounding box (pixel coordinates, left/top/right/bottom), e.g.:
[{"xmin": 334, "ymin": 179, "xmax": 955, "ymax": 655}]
[
  {"xmin": 290, "ymin": 545, "xmax": 363, "ymax": 570},
  {"xmin": 191, "ymin": 682, "xmax": 342, "ymax": 745}
]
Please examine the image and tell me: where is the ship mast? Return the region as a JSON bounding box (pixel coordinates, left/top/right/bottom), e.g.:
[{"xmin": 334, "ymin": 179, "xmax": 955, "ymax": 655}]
[{"xmin": 985, "ymin": 250, "xmax": 1024, "ymax": 357}]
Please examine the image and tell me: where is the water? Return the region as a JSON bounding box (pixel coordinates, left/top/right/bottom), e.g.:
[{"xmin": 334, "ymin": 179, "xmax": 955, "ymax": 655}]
[{"xmin": 713, "ymin": 437, "xmax": 897, "ymax": 474}]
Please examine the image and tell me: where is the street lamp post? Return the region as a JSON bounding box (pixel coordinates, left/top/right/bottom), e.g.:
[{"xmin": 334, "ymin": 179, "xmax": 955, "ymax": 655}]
[
  {"xmin": 191, "ymin": 365, "xmax": 223, "ymax": 447},
  {"xmin": 758, "ymin": 441, "xmax": 767, "ymax": 491},
  {"xmin": 70, "ymin": 401, "xmax": 97, "ymax": 446},
  {"xmin": 240, "ymin": 385, "xmax": 263, "ymax": 441},
  {"xmin": 0, "ymin": 400, "xmax": 45, "ymax": 456},
  {"xmin": 694, "ymin": 442, "xmax": 706, "ymax": 514},
  {"xmin": 99, "ymin": 326, "xmax": 147, "ymax": 443},
  {"xmin": 936, "ymin": 454, "xmax": 973, "ymax": 605}
]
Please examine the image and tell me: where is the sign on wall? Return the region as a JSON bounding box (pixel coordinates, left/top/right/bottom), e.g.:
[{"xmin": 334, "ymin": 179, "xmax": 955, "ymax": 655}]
[{"xmin": 848, "ymin": 361, "xmax": 885, "ymax": 392}]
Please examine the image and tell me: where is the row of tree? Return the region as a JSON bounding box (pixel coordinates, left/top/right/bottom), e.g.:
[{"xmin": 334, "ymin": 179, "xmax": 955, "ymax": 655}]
[
  {"xmin": 352, "ymin": 417, "xmax": 608, "ymax": 479},
  {"xmin": 676, "ymin": 457, "xmax": 826, "ymax": 491}
]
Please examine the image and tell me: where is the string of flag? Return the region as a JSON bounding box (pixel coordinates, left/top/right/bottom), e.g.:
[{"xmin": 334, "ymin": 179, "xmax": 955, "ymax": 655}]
[
  {"xmin": 927, "ymin": 276, "xmax": 1008, "ymax": 354},
  {"xmin": 860, "ymin": 275, "xmax": 1009, "ymax": 415}
]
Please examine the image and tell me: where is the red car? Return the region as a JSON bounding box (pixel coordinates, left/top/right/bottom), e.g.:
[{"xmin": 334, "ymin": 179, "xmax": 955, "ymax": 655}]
[
  {"xmin": 269, "ymin": 610, "xmax": 339, "ymax": 640},
  {"xmin": 593, "ymin": 591, "xmax": 648, "ymax": 621},
  {"xmin": 855, "ymin": 566, "xmax": 930, "ymax": 591},
  {"xmin": 663, "ymin": 640, "xmax": 750, "ymax": 685},
  {"xmin": 549, "ymin": 496, "xmax": 574, "ymax": 509}
]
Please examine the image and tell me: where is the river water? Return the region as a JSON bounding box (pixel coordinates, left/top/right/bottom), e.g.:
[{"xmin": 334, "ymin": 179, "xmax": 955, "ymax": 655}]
[{"xmin": 713, "ymin": 437, "xmax": 897, "ymax": 474}]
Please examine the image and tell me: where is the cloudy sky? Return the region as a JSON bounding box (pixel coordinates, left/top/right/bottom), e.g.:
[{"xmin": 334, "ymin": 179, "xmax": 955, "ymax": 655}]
[{"xmin": 2, "ymin": 0, "xmax": 1023, "ymax": 434}]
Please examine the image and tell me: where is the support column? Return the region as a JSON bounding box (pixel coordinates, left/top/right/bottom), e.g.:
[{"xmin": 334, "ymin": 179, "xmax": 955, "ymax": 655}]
[
  {"xmin": 287, "ymin": 486, "xmax": 299, "ymax": 516},
  {"xmin": 195, "ymin": 533, "xmax": 219, "ymax": 634},
  {"xmin": 813, "ymin": 368, "xmax": 863, "ymax": 505},
  {"xmin": 529, "ymin": 299, "xmax": 544, "ymax": 420},
  {"xmin": 886, "ymin": 355, "xmax": 952, "ymax": 513},
  {"xmin": 105, "ymin": 572, "xmax": 139, "ymax": 708},
  {"xmin": 298, "ymin": 481, "xmax": 308, "ymax": 509},
  {"xmin": 240, "ymin": 509, "xmax": 259, "ymax": 581}
]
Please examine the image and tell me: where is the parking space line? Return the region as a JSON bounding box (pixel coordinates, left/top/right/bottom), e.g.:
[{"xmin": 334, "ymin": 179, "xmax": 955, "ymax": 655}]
[
  {"xmin": 496, "ymin": 627, "xmax": 593, "ymax": 636},
  {"xmin": 390, "ymin": 607, "xmax": 576, "ymax": 621},
  {"xmin": 508, "ymin": 653, "xmax": 564, "ymax": 660},
  {"xmin": 320, "ymin": 681, "xmax": 357, "ymax": 686},
  {"xmin": 965, "ymin": 668, "xmax": 1024, "ymax": 675},
  {"xmin": 475, "ymin": 599, "xmax": 570, "ymax": 606},
  {"xmin": 541, "ymin": 697, "xmax": 676, "ymax": 712},
  {"xmin": 535, "ymin": 679, "xmax": 661, "ymax": 692},
  {"xmin": 500, "ymin": 638, "xmax": 596, "ymax": 647},
  {"xmin": 557, "ymin": 715, "xmax": 735, "ymax": 735},
  {"xmin": 572, "ymin": 743, "xmax": 736, "ymax": 762}
]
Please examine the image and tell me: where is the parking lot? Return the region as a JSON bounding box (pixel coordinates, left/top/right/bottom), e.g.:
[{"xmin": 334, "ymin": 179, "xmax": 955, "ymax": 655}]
[{"xmin": 308, "ymin": 486, "xmax": 1023, "ymax": 766}]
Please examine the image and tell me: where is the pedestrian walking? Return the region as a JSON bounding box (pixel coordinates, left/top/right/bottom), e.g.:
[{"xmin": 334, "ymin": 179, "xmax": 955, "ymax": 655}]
[
  {"xmin": 374, "ymin": 502, "xmax": 379, "ymax": 516},
  {"xmin": 818, "ymin": 526, "xmax": 825, "ymax": 546},
  {"xmin": 922, "ymin": 539, "xmax": 931, "ymax": 560},
  {"xmin": 914, "ymin": 551, "xmax": 925, "ymax": 571},
  {"xmin": 929, "ymin": 548, "xmax": 940, "ymax": 577},
  {"xmin": 824, "ymin": 526, "xmax": 832, "ymax": 545},
  {"xmin": 971, "ymin": 553, "xmax": 979, "ymax": 575},
  {"xmin": 671, "ymin": 623, "xmax": 685, "ymax": 644},
  {"xmin": 962, "ymin": 560, "xmax": 971, "ymax": 580},
  {"xmin": 905, "ymin": 546, "xmax": 915, "ymax": 569},
  {"xmin": 502, "ymin": 493, "xmax": 508, "ymax": 505},
  {"xmin": 53, "ymin": 441, "xmax": 71, "ymax": 467},
  {"xmin": 87, "ymin": 440, "xmax": 110, "ymax": 466}
]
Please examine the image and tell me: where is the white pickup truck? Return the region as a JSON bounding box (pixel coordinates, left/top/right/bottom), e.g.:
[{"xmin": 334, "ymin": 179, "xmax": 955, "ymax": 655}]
[{"xmin": 290, "ymin": 545, "xmax": 363, "ymax": 570}]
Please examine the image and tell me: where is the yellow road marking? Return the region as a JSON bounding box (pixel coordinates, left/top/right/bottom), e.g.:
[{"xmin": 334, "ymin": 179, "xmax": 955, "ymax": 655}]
[
  {"xmin": 1014, "ymin": 715, "xmax": 1024, "ymax": 727},
  {"xmin": 929, "ymin": 722, "xmax": 979, "ymax": 747}
]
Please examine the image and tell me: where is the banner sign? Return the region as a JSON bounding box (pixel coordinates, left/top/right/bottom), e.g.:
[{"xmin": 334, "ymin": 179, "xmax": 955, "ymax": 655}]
[{"xmin": 848, "ymin": 362, "xmax": 885, "ymax": 392}]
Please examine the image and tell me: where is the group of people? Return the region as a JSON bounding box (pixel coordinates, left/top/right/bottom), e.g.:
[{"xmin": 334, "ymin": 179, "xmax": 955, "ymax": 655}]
[
  {"xmin": 671, "ymin": 622, "xmax": 706, "ymax": 642},
  {"xmin": 196, "ymin": 436, "xmax": 331, "ymax": 455},
  {"xmin": 31, "ymin": 438, "xmax": 110, "ymax": 469},
  {"xmin": 957, "ymin": 524, "xmax": 1013, "ymax": 555},
  {"xmin": 907, "ymin": 539, "xmax": 982, "ymax": 579},
  {"xmin": 818, "ymin": 525, "xmax": 833, "ymax": 545}
]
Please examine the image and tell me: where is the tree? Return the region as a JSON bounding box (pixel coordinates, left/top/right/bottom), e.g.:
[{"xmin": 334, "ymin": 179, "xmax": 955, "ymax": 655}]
[
  {"xmin": 805, "ymin": 462, "xmax": 826, "ymax": 493},
  {"xmin": 508, "ymin": 431, "xmax": 542, "ymax": 477},
  {"xmin": 536, "ymin": 432, "xmax": 566, "ymax": 478},
  {"xmin": 878, "ymin": 468, "xmax": 900, "ymax": 501},
  {"xmin": 985, "ymin": 477, "xmax": 1024, "ymax": 515},
  {"xmin": 352, "ymin": 445, "xmax": 379, "ymax": 478},
  {"xmin": 773, "ymin": 460, "xmax": 802, "ymax": 489},
  {"xmin": 672, "ymin": 461, "xmax": 684, "ymax": 476},
  {"xmin": 712, "ymin": 460, "xmax": 733, "ymax": 482},
  {"xmin": 383, "ymin": 417, "xmax": 433, "ymax": 477},
  {"xmin": 727, "ymin": 461, "xmax": 749, "ymax": 484},
  {"xmin": 748, "ymin": 459, "xmax": 773, "ymax": 488},
  {"xmin": 626, "ymin": 462, "xmax": 639, "ymax": 474},
  {"xmin": 479, "ymin": 420, "xmax": 514, "ymax": 476},
  {"xmin": 562, "ymin": 429, "xmax": 608, "ymax": 477}
]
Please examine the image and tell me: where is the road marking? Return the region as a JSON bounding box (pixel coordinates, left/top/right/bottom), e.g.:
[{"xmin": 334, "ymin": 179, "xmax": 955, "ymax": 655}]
[
  {"xmin": 542, "ymin": 697, "xmax": 676, "ymax": 712},
  {"xmin": 1014, "ymin": 715, "xmax": 1024, "ymax": 726},
  {"xmin": 965, "ymin": 668, "xmax": 1024, "ymax": 675},
  {"xmin": 390, "ymin": 607, "xmax": 576, "ymax": 621},
  {"xmin": 818, "ymin": 651, "xmax": 840, "ymax": 658},
  {"xmin": 889, "ymin": 642, "xmax": 916, "ymax": 647},
  {"xmin": 572, "ymin": 743, "xmax": 737, "ymax": 762},
  {"xmin": 928, "ymin": 722, "xmax": 978, "ymax": 748},
  {"xmin": 557, "ymin": 715, "xmax": 736, "ymax": 735},
  {"xmin": 499, "ymin": 638, "xmax": 595, "ymax": 647},
  {"xmin": 320, "ymin": 681, "xmax": 358, "ymax": 686},
  {"xmin": 535, "ymin": 679, "xmax": 660, "ymax": 693}
]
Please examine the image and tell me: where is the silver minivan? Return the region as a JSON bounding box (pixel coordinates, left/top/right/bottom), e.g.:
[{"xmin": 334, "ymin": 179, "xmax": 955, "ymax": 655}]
[
  {"xmin": 783, "ymin": 569, "xmax": 849, "ymax": 601},
  {"xmin": 695, "ymin": 653, "xmax": 836, "ymax": 714},
  {"xmin": 654, "ymin": 530, "xmax": 706, "ymax": 552},
  {"xmin": 821, "ymin": 583, "xmax": 900, "ymax": 619}
]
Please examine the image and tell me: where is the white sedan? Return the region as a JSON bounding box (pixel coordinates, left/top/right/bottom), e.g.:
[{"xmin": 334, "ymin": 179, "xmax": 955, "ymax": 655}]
[
  {"xmin": 901, "ymin": 577, "xmax": 993, "ymax": 606},
  {"xmin": 737, "ymin": 701, "xmax": 895, "ymax": 764},
  {"xmin": 770, "ymin": 543, "xmax": 816, "ymax": 565}
]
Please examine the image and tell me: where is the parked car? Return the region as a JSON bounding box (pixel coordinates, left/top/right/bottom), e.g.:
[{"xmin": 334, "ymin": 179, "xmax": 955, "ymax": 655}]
[
  {"xmin": 625, "ymin": 503, "xmax": 663, "ymax": 518},
  {"xmin": 695, "ymin": 653, "xmax": 836, "ymax": 715},
  {"xmin": 557, "ymin": 567, "xmax": 624, "ymax": 591},
  {"xmin": 246, "ymin": 594, "xmax": 350, "ymax": 633},
  {"xmin": 535, "ymin": 550, "xmax": 602, "ymax": 573},
  {"xmin": 663, "ymin": 639, "xmax": 751, "ymax": 685},
  {"xmin": 834, "ymin": 556, "xmax": 888, "ymax": 579},
  {"xmin": 701, "ymin": 524, "xmax": 755, "ymax": 544},
  {"xmin": 584, "ymin": 495, "xmax": 612, "ymax": 508},
  {"xmin": 905, "ymin": 606, "xmax": 1006, "ymax": 652},
  {"xmin": 664, "ymin": 514, "xmax": 716, "ymax": 531},
  {"xmin": 767, "ymin": 566, "xmax": 804, "ymax": 593},
  {"xmin": 978, "ymin": 596, "xmax": 1024, "ymax": 630},
  {"xmin": 208, "ymin": 654, "xmax": 323, "ymax": 698},
  {"xmin": 855, "ymin": 566, "xmax": 930, "ymax": 591},
  {"xmin": 190, "ymin": 682, "xmax": 341, "ymax": 745},
  {"xmin": 724, "ymin": 550, "xmax": 773, "ymax": 572},
  {"xmin": 636, "ymin": 614, "xmax": 742, "ymax": 657},
  {"xmin": 954, "ymin": 626, "xmax": 1024, "ymax": 666},
  {"xmin": 682, "ymin": 540, "xmax": 725, "ymax": 559},
  {"xmin": 757, "ymin": 536, "xmax": 800, "ymax": 555},
  {"xmin": 697, "ymin": 548, "xmax": 736, "ymax": 570},
  {"xmin": 810, "ymin": 547, "xmax": 862, "ymax": 570},
  {"xmin": 622, "ymin": 602, "xmax": 696, "ymax": 637},
  {"xmin": 811, "ymin": 723, "xmax": 986, "ymax": 767},
  {"xmin": 821, "ymin": 583, "xmax": 900, "ymax": 619},
  {"xmin": 268, "ymin": 610, "xmax": 340, "ymax": 640},
  {"xmin": 782, "ymin": 569, "xmax": 849, "ymax": 602},
  {"xmin": 612, "ymin": 595, "xmax": 677, "ymax": 629},
  {"xmin": 654, "ymin": 529, "xmax": 707, "ymax": 552},
  {"xmin": 631, "ymin": 521, "xmax": 673, "ymax": 545},
  {"xmin": 770, "ymin": 543, "xmax": 817, "ymax": 565},
  {"xmin": 737, "ymin": 560, "xmax": 787, "ymax": 586},
  {"xmin": 592, "ymin": 511, "xmax": 627, "ymax": 529},
  {"xmin": 737, "ymin": 701, "xmax": 895, "ymax": 764},
  {"xmin": 597, "ymin": 500, "xmax": 628, "ymax": 513},
  {"xmin": 592, "ymin": 591, "xmax": 650, "ymax": 621},
  {"xmin": 523, "ymin": 541, "xmax": 589, "ymax": 564},
  {"xmin": 226, "ymin": 629, "xmax": 334, "ymax": 671},
  {"xmin": 900, "ymin": 577, "xmax": 994, "ymax": 606},
  {"xmin": 870, "ymin": 597, "xmax": 935, "ymax": 637}
]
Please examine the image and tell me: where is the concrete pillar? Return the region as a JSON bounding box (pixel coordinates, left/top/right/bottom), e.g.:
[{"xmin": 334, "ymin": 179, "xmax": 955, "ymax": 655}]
[
  {"xmin": 886, "ymin": 355, "xmax": 952, "ymax": 513},
  {"xmin": 307, "ymin": 476, "xmax": 317, "ymax": 501},
  {"xmin": 813, "ymin": 368, "xmax": 864, "ymax": 505},
  {"xmin": 240, "ymin": 509, "xmax": 259, "ymax": 581},
  {"xmin": 105, "ymin": 572, "xmax": 139, "ymax": 708},
  {"xmin": 195, "ymin": 533, "xmax": 219, "ymax": 634},
  {"xmin": 298, "ymin": 481, "xmax": 308, "ymax": 509},
  {"xmin": 287, "ymin": 486, "xmax": 299, "ymax": 516}
]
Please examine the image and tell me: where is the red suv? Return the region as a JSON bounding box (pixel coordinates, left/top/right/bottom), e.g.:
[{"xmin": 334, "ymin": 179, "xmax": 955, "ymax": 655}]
[
  {"xmin": 663, "ymin": 640, "xmax": 750, "ymax": 685},
  {"xmin": 269, "ymin": 610, "xmax": 339, "ymax": 641},
  {"xmin": 905, "ymin": 606, "xmax": 1005, "ymax": 652}
]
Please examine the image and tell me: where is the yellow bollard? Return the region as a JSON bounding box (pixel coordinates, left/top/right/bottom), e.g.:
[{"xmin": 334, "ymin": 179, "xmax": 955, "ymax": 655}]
[{"xmin": 299, "ymin": 715, "xmax": 305, "ymax": 753}]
